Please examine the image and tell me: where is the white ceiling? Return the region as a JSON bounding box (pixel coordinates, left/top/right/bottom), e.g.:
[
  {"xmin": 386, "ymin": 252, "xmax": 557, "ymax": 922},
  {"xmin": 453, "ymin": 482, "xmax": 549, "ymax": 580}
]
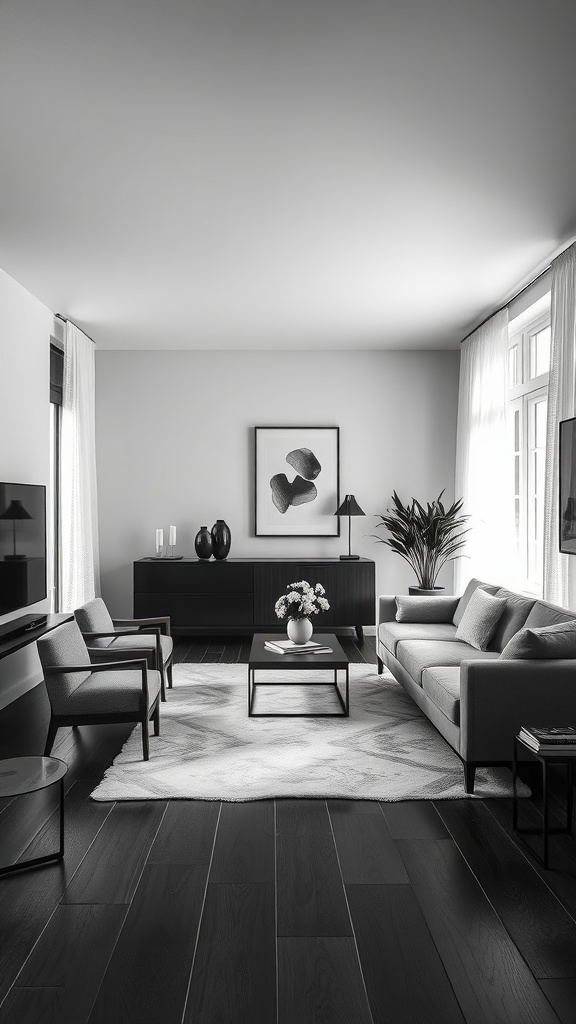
[{"xmin": 1, "ymin": 0, "xmax": 576, "ymax": 351}]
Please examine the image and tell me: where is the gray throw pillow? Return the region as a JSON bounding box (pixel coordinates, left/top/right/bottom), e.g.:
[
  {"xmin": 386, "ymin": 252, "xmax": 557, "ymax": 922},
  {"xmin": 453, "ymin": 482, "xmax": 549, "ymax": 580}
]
[
  {"xmin": 455, "ymin": 589, "xmax": 507, "ymax": 651},
  {"xmin": 500, "ymin": 620, "xmax": 576, "ymax": 660},
  {"xmin": 395, "ymin": 595, "xmax": 459, "ymax": 623}
]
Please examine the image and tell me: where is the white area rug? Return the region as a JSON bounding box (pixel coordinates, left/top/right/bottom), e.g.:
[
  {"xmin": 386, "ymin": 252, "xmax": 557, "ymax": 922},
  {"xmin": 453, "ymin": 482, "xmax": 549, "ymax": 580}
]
[{"xmin": 90, "ymin": 663, "xmax": 529, "ymax": 802}]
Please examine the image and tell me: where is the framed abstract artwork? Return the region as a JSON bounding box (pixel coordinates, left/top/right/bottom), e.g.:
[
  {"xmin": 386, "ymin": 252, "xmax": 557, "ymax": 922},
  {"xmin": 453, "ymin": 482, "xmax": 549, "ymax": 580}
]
[{"xmin": 254, "ymin": 426, "xmax": 340, "ymax": 537}]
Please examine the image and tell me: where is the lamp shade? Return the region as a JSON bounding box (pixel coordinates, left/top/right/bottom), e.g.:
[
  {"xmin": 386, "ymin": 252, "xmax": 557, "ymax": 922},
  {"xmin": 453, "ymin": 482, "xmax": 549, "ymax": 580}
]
[
  {"xmin": 334, "ymin": 494, "xmax": 365, "ymax": 517},
  {"xmin": 0, "ymin": 499, "xmax": 32, "ymax": 521}
]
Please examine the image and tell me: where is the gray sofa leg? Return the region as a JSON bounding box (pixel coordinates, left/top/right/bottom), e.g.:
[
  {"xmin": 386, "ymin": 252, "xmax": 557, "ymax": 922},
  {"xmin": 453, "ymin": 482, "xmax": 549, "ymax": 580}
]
[
  {"xmin": 464, "ymin": 762, "xmax": 476, "ymax": 794},
  {"xmin": 377, "ymin": 656, "xmax": 383, "ymax": 675}
]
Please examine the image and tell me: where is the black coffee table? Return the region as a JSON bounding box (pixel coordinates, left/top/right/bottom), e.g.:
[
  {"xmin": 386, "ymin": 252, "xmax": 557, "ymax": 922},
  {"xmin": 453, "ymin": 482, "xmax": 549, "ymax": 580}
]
[{"xmin": 247, "ymin": 633, "xmax": 350, "ymax": 717}]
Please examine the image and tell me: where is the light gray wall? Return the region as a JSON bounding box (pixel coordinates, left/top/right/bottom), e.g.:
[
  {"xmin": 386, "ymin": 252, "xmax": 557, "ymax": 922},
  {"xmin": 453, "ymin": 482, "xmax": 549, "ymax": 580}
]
[
  {"xmin": 96, "ymin": 349, "xmax": 460, "ymax": 618},
  {"xmin": 0, "ymin": 268, "xmax": 53, "ymax": 708}
]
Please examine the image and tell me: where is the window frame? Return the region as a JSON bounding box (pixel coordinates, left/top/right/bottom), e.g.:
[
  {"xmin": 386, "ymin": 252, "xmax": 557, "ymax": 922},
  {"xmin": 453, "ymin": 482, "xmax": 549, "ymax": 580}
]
[{"xmin": 507, "ymin": 303, "xmax": 550, "ymax": 596}]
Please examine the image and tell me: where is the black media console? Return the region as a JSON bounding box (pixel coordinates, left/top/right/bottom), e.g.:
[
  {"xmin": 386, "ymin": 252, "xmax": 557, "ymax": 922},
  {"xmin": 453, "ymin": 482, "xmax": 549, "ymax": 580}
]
[{"xmin": 134, "ymin": 557, "xmax": 376, "ymax": 640}]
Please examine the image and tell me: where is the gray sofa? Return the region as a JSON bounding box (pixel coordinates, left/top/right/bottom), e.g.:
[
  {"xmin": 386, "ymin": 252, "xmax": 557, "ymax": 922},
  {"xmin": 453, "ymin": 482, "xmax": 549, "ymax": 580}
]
[{"xmin": 377, "ymin": 578, "xmax": 576, "ymax": 792}]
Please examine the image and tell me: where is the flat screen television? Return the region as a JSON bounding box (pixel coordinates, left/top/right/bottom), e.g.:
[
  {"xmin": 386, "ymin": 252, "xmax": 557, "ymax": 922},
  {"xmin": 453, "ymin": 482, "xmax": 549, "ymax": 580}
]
[
  {"xmin": 0, "ymin": 482, "xmax": 47, "ymax": 614},
  {"xmin": 560, "ymin": 417, "xmax": 576, "ymax": 554}
]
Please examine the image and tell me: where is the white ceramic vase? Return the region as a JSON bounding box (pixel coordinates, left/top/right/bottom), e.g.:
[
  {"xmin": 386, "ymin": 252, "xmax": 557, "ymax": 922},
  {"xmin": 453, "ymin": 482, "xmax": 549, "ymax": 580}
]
[{"xmin": 287, "ymin": 617, "xmax": 313, "ymax": 644}]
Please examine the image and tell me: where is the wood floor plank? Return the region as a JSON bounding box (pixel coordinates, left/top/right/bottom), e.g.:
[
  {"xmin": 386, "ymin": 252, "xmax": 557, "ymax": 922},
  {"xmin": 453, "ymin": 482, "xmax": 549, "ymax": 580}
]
[
  {"xmin": 0, "ymin": 987, "xmax": 67, "ymax": 1024},
  {"xmin": 209, "ymin": 800, "xmax": 274, "ymax": 883},
  {"xmin": 382, "ymin": 800, "xmax": 449, "ymax": 839},
  {"xmin": 0, "ymin": 781, "xmax": 113, "ymax": 1006},
  {"xmin": 398, "ymin": 838, "xmax": 562, "ymax": 1024},
  {"xmin": 278, "ymin": 937, "xmax": 372, "ymax": 1024},
  {"xmin": 539, "ymin": 979, "xmax": 576, "ymax": 1024},
  {"xmin": 146, "ymin": 800, "xmax": 220, "ymax": 865},
  {"xmin": 0, "ymin": 787, "xmax": 59, "ymax": 870},
  {"xmin": 222, "ymin": 639, "xmax": 243, "ymax": 662},
  {"xmin": 62, "ymin": 801, "xmax": 166, "ymax": 905},
  {"xmin": 88, "ymin": 864, "xmax": 208, "ymax": 1024},
  {"xmin": 329, "ymin": 807, "xmax": 409, "ymax": 884},
  {"xmin": 183, "ymin": 641, "xmax": 210, "ymax": 663},
  {"xmin": 276, "ymin": 799, "xmax": 352, "ymax": 936},
  {"xmin": 347, "ymin": 883, "xmax": 466, "ymax": 1024},
  {"xmin": 7, "ymin": 904, "xmax": 127, "ymax": 1024},
  {"xmin": 328, "ymin": 799, "xmax": 383, "ymax": 816},
  {"xmin": 437, "ymin": 799, "xmax": 576, "ymax": 979},
  {"xmin": 484, "ymin": 797, "xmax": 576, "ymax": 920},
  {"xmin": 183, "ymin": 883, "xmax": 276, "ymax": 1024}
]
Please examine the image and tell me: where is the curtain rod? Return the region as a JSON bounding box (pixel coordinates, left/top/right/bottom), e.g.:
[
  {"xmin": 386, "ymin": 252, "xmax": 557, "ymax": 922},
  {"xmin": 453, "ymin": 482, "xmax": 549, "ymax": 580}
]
[
  {"xmin": 55, "ymin": 313, "xmax": 96, "ymax": 345},
  {"xmin": 460, "ymin": 265, "xmax": 551, "ymax": 344}
]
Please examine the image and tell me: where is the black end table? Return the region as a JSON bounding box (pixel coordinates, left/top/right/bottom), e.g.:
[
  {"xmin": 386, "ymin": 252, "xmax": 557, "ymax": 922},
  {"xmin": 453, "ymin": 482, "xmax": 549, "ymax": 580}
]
[
  {"xmin": 0, "ymin": 756, "xmax": 67, "ymax": 876},
  {"xmin": 247, "ymin": 633, "xmax": 350, "ymax": 717},
  {"xmin": 512, "ymin": 734, "xmax": 575, "ymax": 869}
]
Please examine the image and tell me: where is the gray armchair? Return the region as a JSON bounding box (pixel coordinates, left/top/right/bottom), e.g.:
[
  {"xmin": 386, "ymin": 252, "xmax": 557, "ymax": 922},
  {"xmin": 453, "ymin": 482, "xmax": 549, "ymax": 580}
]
[
  {"xmin": 74, "ymin": 598, "xmax": 173, "ymax": 702},
  {"xmin": 37, "ymin": 620, "xmax": 161, "ymax": 761}
]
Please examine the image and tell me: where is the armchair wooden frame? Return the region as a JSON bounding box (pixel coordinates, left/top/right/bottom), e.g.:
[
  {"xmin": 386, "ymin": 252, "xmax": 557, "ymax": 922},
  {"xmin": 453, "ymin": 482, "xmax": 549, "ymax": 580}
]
[{"xmin": 43, "ymin": 657, "xmax": 160, "ymax": 761}]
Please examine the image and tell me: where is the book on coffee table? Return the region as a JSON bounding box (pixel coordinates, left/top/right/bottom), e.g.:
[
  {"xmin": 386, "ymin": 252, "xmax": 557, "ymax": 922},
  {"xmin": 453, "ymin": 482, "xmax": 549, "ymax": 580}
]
[
  {"xmin": 264, "ymin": 639, "xmax": 333, "ymax": 655},
  {"xmin": 519, "ymin": 725, "xmax": 576, "ymax": 751}
]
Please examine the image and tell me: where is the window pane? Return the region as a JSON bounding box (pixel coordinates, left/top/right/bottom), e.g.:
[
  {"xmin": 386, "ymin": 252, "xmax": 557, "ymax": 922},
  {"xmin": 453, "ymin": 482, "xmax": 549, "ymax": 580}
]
[
  {"xmin": 529, "ymin": 325, "xmax": 551, "ymax": 378},
  {"xmin": 509, "ymin": 344, "xmax": 519, "ymax": 386},
  {"xmin": 535, "ymin": 398, "xmax": 547, "ymax": 447},
  {"xmin": 514, "ymin": 409, "xmax": 520, "ymax": 451}
]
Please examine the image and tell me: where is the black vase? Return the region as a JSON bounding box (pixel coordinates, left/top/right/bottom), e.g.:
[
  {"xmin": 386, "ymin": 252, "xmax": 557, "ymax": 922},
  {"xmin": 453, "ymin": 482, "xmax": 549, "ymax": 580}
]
[
  {"xmin": 194, "ymin": 526, "xmax": 213, "ymax": 560},
  {"xmin": 211, "ymin": 519, "xmax": 231, "ymax": 560}
]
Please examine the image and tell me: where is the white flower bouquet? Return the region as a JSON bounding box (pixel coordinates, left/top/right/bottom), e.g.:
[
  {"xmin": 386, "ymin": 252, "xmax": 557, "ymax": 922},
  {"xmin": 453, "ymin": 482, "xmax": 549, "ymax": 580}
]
[{"xmin": 274, "ymin": 580, "xmax": 330, "ymax": 622}]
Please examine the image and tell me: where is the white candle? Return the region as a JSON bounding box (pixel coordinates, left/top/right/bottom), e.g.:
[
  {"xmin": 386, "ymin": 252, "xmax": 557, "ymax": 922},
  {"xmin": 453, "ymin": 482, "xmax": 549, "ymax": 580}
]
[
  {"xmin": 155, "ymin": 529, "xmax": 163, "ymax": 548},
  {"xmin": 169, "ymin": 525, "xmax": 176, "ymax": 547}
]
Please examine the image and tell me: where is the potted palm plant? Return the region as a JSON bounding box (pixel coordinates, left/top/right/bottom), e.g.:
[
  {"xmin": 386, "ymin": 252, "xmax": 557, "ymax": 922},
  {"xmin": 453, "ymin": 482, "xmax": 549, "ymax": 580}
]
[{"xmin": 373, "ymin": 490, "xmax": 469, "ymax": 594}]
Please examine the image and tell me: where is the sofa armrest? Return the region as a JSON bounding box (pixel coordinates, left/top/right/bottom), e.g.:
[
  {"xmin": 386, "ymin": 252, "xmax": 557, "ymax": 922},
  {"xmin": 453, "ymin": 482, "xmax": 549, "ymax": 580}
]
[
  {"xmin": 378, "ymin": 595, "xmax": 397, "ymax": 626},
  {"xmin": 460, "ymin": 658, "xmax": 576, "ymax": 762}
]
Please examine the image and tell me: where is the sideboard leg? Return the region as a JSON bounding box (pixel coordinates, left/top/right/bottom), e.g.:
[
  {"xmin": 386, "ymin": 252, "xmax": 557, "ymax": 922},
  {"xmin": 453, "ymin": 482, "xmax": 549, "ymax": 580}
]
[{"xmin": 355, "ymin": 625, "xmax": 364, "ymax": 642}]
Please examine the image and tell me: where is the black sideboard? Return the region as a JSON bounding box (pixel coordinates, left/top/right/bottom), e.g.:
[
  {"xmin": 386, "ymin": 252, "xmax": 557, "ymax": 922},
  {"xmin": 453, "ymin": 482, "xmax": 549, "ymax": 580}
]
[{"xmin": 133, "ymin": 558, "xmax": 376, "ymax": 639}]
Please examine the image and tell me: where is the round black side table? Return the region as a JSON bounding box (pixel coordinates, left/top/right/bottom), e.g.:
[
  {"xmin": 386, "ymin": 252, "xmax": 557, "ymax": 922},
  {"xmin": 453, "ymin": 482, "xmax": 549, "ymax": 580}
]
[{"xmin": 0, "ymin": 756, "xmax": 67, "ymax": 876}]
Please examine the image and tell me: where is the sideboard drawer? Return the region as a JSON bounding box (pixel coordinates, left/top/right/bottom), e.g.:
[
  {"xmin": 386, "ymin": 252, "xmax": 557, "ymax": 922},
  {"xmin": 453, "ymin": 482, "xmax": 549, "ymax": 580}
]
[
  {"xmin": 134, "ymin": 592, "xmax": 254, "ymax": 627},
  {"xmin": 134, "ymin": 561, "xmax": 253, "ymax": 595}
]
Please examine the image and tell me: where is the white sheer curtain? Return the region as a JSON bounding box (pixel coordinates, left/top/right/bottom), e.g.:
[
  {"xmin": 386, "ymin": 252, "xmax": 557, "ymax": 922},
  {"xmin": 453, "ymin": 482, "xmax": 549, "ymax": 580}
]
[
  {"xmin": 60, "ymin": 321, "xmax": 100, "ymax": 611},
  {"xmin": 454, "ymin": 308, "xmax": 514, "ymax": 593},
  {"xmin": 543, "ymin": 243, "xmax": 576, "ymax": 608}
]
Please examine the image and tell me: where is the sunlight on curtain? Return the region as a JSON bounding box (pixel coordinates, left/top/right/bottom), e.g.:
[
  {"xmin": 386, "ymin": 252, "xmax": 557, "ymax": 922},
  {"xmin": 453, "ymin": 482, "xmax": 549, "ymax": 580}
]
[
  {"xmin": 543, "ymin": 243, "xmax": 576, "ymax": 608},
  {"xmin": 60, "ymin": 321, "xmax": 100, "ymax": 610},
  {"xmin": 454, "ymin": 309, "xmax": 514, "ymax": 593}
]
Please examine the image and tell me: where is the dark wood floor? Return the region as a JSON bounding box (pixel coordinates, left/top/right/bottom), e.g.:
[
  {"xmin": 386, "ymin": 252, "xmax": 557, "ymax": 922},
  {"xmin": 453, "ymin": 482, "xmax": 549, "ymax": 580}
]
[{"xmin": 1, "ymin": 633, "xmax": 576, "ymax": 1023}]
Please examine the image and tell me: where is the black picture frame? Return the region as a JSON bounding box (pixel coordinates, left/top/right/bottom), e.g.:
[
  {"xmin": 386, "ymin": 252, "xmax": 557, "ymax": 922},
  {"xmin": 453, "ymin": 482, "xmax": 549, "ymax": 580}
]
[
  {"xmin": 559, "ymin": 416, "xmax": 576, "ymax": 554},
  {"xmin": 254, "ymin": 426, "xmax": 340, "ymax": 537}
]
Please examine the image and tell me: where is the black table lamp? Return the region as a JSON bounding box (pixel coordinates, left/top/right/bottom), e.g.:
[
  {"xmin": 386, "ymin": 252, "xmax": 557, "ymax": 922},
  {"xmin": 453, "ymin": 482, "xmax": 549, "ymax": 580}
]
[
  {"xmin": 334, "ymin": 494, "xmax": 365, "ymax": 560},
  {"xmin": 0, "ymin": 499, "xmax": 32, "ymax": 560}
]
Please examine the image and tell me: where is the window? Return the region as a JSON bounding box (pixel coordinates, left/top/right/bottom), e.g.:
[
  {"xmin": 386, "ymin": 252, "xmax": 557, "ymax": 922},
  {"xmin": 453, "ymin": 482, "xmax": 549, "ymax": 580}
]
[
  {"xmin": 48, "ymin": 338, "xmax": 63, "ymax": 611},
  {"xmin": 508, "ymin": 298, "xmax": 551, "ymax": 594}
]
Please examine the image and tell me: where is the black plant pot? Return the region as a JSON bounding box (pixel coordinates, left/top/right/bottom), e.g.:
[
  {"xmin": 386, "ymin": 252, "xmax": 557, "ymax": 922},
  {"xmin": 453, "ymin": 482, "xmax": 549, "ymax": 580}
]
[
  {"xmin": 194, "ymin": 526, "xmax": 213, "ymax": 560},
  {"xmin": 211, "ymin": 519, "xmax": 231, "ymax": 560},
  {"xmin": 408, "ymin": 586, "xmax": 446, "ymax": 596}
]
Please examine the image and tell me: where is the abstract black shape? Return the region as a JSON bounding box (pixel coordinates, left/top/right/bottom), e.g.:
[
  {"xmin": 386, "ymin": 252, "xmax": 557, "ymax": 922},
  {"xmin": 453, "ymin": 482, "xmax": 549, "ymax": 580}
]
[
  {"xmin": 286, "ymin": 448, "xmax": 321, "ymax": 480},
  {"xmin": 270, "ymin": 473, "xmax": 318, "ymax": 513},
  {"xmin": 270, "ymin": 473, "xmax": 292, "ymax": 513},
  {"xmin": 290, "ymin": 475, "xmax": 317, "ymax": 506}
]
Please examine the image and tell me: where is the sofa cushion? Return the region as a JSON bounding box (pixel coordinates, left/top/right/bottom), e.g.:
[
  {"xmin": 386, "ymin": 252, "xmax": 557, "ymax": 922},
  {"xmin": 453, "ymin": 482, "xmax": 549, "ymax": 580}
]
[
  {"xmin": 395, "ymin": 595, "xmax": 460, "ymax": 623},
  {"xmin": 379, "ymin": 621, "xmax": 459, "ymax": 656},
  {"xmin": 455, "ymin": 589, "xmax": 507, "ymax": 651},
  {"xmin": 524, "ymin": 600, "xmax": 576, "ymax": 629},
  {"xmin": 422, "ymin": 667, "xmax": 462, "ymax": 725},
  {"xmin": 500, "ymin": 620, "xmax": 576, "ymax": 660},
  {"xmin": 489, "ymin": 588, "xmax": 535, "ymax": 652},
  {"xmin": 452, "ymin": 578, "xmax": 500, "ymax": 626},
  {"xmin": 396, "ymin": 639, "xmax": 499, "ymax": 684}
]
